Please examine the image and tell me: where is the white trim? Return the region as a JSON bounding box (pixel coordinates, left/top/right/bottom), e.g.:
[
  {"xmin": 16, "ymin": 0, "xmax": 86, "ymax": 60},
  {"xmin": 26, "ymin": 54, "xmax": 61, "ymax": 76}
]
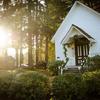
[{"xmin": 61, "ymin": 26, "xmax": 74, "ymax": 44}]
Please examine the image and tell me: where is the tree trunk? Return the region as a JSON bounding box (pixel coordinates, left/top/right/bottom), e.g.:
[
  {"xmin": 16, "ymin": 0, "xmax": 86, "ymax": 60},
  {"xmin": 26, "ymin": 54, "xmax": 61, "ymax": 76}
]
[
  {"xmin": 28, "ymin": 1, "xmax": 33, "ymax": 67},
  {"xmin": 16, "ymin": 48, "xmax": 18, "ymax": 67},
  {"xmin": 20, "ymin": 46, "xmax": 23, "ymax": 67},
  {"xmin": 36, "ymin": 34, "xmax": 38, "ymax": 65},
  {"xmin": 38, "ymin": 34, "xmax": 42, "ymax": 62},
  {"xmin": 45, "ymin": 35, "xmax": 48, "ymax": 65},
  {"xmin": 28, "ymin": 31, "xmax": 33, "ymax": 67}
]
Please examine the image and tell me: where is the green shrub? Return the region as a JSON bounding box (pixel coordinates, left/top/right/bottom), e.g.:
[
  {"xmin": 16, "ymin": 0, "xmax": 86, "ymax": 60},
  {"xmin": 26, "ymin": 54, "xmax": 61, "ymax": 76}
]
[
  {"xmin": 48, "ymin": 60, "xmax": 64, "ymax": 75},
  {"xmin": 13, "ymin": 71, "xmax": 50, "ymax": 100},
  {"xmin": 86, "ymin": 55, "xmax": 100, "ymax": 71},
  {"xmin": 0, "ymin": 70, "xmax": 50, "ymax": 100},
  {"xmin": 0, "ymin": 70, "xmax": 100, "ymax": 100},
  {"xmin": 82, "ymin": 71, "xmax": 100, "ymax": 100},
  {"xmin": 52, "ymin": 70, "xmax": 100, "ymax": 100},
  {"xmin": 0, "ymin": 71, "xmax": 15, "ymax": 100},
  {"xmin": 37, "ymin": 61, "xmax": 47, "ymax": 69},
  {"xmin": 52, "ymin": 74, "xmax": 82, "ymax": 100}
]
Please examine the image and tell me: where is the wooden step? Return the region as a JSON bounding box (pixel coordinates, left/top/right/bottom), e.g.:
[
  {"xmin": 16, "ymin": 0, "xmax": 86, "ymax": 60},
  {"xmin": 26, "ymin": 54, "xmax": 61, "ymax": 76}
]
[{"xmin": 64, "ymin": 68, "xmax": 79, "ymax": 73}]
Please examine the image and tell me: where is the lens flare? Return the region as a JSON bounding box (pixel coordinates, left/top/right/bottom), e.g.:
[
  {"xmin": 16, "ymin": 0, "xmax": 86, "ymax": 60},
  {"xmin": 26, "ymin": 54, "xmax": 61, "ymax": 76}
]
[{"xmin": 0, "ymin": 27, "xmax": 10, "ymax": 48}]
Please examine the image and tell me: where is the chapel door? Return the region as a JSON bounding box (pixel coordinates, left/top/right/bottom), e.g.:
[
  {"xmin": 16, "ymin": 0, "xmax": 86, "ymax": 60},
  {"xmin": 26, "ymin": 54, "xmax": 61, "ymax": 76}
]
[{"xmin": 75, "ymin": 38, "xmax": 89, "ymax": 66}]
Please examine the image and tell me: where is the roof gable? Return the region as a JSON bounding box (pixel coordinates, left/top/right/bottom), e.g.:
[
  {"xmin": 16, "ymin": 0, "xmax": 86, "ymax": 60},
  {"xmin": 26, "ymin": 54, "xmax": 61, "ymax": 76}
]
[
  {"xmin": 72, "ymin": 24, "xmax": 94, "ymax": 39},
  {"xmin": 61, "ymin": 24, "xmax": 95, "ymax": 44},
  {"xmin": 51, "ymin": 1, "xmax": 100, "ymax": 43}
]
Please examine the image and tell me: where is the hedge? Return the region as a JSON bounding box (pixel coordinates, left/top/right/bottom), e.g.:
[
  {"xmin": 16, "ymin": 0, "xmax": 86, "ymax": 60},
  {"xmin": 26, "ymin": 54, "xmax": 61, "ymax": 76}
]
[
  {"xmin": 52, "ymin": 71, "xmax": 100, "ymax": 100},
  {"xmin": 0, "ymin": 70, "xmax": 100, "ymax": 100},
  {"xmin": 52, "ymin": 73, "xmax": 82, "ymax": 100},
  {"xmin": 0, "ymin": 70, "xmax": 50, "ymax": 100}
]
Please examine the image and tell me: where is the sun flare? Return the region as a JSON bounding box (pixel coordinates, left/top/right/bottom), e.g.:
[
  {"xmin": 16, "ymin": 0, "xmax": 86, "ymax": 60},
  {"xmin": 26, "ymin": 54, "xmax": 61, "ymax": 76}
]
[
  {"xmin": 0, "ymin": 26, "xmax": 28, "ymax": 58},
  {"xmin": 0, "ymin": 27, "xmax": 11, "ymax": 48}
]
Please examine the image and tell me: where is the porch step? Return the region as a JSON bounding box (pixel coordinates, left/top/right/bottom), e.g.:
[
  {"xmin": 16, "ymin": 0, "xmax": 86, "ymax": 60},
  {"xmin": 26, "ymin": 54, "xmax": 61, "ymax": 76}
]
[{"xmin": 64, "ymin": 68, "xmax": 79, "ymax": 73}]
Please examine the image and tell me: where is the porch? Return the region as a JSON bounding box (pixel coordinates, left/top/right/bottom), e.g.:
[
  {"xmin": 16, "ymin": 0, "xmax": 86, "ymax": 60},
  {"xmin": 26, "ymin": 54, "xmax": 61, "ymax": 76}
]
[{"xmin": 62, "ymin": 24, "xmax": 95, "ymax": 68}]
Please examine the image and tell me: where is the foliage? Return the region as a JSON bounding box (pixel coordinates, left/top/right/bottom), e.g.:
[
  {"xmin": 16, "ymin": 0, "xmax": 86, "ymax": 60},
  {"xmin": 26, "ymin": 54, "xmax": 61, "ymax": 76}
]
[
  {"xmin": 82, "ymin": 71, "xmax": 100, "ymax": 100},
  {"xmin": 0, "ymin": 70, "xmax": 15, "ymax": 100},
  {"xmin": 0, "ymin": 69, "xmax": 100, "ymax": 100},
  {"xmin": 48, "ymin": 60, "xmax": 65, "ymax": 75},
  {"xmin": 36, "ymin": 61, "xmax": 47, "ymax": 68},
  {"xmin": 89, "ymin": 55, "xmax": 100, "ymax": 70},
  {"xmin": 52, "ymin": 73, "xmax": 82, "ymax": 100},
  {"xmin": 83, "ymin": 55, "xmax": 100, "ymax": 71},
  {"xmin": 63, "ymin": 44, "xmax": 69, "ymax": 66},
  {"xmin": 52, "ymin": 70, "xmax": 100, "ymax": 100},
  {"xmin": 0, "ymin": 70, "xmax": 50, "ymax": 100}
]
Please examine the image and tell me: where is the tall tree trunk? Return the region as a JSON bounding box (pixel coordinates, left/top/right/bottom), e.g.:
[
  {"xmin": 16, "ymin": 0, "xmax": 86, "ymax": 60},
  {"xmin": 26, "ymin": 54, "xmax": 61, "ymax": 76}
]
[
  {"xmin": 28, "ymin": 31, "xmax": 33, "ymax": 66},
  {"xmin": 20, "ymin": 46, "xmax": 23, "ymax": 67},
  {"xmin": 89, "ymin": 0, "xmax": 93, "ymax": 8},
  {"xmin": 32, "ymin": 35, "xmax": 35, "ymax": 64},
  {"xmin": 16, "ymin": 48, "xmax": 18, "ymax": 67},
  {"xmin": 36, "ymin": 34, "xmax": 38, "ymax": 65},
  {"xmin": 45, "ymin": 35, "xmax": 48, "ymax": 65},
  {"xmin": 28, "ymin": 1, "xmax": 33, "ymax": 67},
  {"xmin": 40, "ymin": 35, "xmax": 43, "ymax": 61},
  {"xmin": 20, "ymin": 25, "xmax": 23, "ymax": 67}
]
